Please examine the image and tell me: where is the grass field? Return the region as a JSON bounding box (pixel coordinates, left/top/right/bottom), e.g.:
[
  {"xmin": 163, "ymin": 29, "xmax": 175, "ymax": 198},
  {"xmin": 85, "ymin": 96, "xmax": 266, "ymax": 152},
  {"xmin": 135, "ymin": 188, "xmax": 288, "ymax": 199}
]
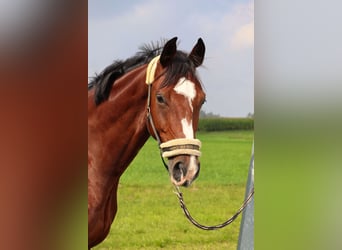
[{"xmin": 93, "ymin": 130, "xmax": 254, "ymax": 250}]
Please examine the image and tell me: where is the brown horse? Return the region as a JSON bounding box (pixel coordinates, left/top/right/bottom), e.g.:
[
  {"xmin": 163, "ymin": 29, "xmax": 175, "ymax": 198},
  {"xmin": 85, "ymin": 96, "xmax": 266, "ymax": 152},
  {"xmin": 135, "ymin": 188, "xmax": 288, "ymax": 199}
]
[{"xmin": 88, "ymin": 37, "xmax": 206, "ymax": 248}]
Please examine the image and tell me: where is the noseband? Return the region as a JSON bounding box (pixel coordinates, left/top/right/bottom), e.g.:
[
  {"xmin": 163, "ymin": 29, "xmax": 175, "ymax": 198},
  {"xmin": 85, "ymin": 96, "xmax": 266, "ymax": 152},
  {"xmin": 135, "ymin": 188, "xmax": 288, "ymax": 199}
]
[
  {"xmin": 160, "ymin": 139, "xmax": 201, "ymax": 158},
  {"xmin": 145, "ymin": 56, "xmax": 201, "ymax": 166}
]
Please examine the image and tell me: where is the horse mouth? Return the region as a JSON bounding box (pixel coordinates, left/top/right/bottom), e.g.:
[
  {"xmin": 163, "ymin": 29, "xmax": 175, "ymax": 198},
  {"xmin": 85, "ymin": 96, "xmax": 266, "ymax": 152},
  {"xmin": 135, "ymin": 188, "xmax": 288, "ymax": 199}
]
[
  {"xmin": 171, "ymin": 175, "xmax": 196, "ymax": 187},
  {"xmin": 181, "ymin": 180, "xmax": 191, "ymax": 187}
]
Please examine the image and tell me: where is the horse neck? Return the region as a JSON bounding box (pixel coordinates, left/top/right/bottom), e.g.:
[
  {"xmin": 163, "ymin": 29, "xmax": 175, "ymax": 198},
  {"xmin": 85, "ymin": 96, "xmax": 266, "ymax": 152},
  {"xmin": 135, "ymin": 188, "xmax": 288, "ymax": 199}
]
[{"xmin": 88, "ymin": 65, "xmax": 150, "ymax": 178}]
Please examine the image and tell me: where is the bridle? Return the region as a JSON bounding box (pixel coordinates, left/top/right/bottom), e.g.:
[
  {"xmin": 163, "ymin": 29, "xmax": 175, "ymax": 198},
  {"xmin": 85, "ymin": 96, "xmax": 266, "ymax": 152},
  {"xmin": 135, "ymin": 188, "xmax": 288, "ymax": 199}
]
[
  {"xmin": 145, "ymin": 56, "xmax": 254, "ymax": 230},
  {"xmin": 145, "ymin": 56, "xmax": 202, "ymax": 169}
]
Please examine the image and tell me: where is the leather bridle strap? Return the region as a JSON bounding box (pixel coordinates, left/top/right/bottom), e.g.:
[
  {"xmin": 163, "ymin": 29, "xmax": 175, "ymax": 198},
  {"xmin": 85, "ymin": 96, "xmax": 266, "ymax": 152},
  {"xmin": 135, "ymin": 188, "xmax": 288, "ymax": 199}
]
[
  {"xmin": 145, "ymin": 55, "xmax": 164, "ymax": 146},
  {"xmin": 145, "ymin": 55, "xmax": 169, "ymax": 170},
  {"xmin": 146, "ymin": 88, "xmax": 162, "ymax": 145},
  {"xmin": 146, "ymin": 79, "xmax": 169, "ymax": 170}
]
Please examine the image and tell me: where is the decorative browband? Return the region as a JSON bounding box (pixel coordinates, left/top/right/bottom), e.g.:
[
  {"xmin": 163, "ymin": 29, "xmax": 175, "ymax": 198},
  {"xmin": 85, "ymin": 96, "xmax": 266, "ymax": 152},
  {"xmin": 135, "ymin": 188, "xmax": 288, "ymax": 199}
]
[
  {"xmin": 160, "ymin": 138, "xmax": 202, "ymax": 158},
  {"xmin": 145, "ymin": 55, "xmax": 160, "ymax": 85}
]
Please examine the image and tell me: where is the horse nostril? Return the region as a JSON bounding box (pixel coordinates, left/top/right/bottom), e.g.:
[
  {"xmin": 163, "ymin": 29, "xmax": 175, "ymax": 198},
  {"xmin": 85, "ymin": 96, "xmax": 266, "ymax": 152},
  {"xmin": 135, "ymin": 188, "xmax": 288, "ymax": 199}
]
[{"xmin": 173, "ymin": 161, "xmax": 186, "ymax": 182}]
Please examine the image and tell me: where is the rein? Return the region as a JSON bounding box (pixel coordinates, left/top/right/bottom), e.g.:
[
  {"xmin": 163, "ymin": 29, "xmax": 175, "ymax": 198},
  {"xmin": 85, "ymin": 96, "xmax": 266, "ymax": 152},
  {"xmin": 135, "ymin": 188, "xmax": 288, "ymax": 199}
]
[
  {"xmin": 145, "ymin": 56, "xmax": 254, "ymax": 230},
  {"xmin": 173, "ymin": 185, "xmax": 254, "ymax": 230}
]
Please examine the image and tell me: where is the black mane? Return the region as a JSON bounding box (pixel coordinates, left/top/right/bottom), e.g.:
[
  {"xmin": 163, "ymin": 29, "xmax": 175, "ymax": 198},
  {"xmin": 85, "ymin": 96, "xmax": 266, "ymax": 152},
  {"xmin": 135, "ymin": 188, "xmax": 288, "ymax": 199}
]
[{"xmin": 89, "ymin": 40, "xmax": 197, "ymax": 106}]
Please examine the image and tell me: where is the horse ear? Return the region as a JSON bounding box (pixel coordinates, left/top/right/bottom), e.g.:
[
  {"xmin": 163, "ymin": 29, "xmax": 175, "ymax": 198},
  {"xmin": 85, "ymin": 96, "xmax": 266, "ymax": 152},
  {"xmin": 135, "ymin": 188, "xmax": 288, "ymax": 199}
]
[
  {"xmin": 160, "ymin": 37, "xmax": 177, "ymax": 67},
  {"xmin": 189, "ymin": 38, "xmax": 205, "ymax": 67}
]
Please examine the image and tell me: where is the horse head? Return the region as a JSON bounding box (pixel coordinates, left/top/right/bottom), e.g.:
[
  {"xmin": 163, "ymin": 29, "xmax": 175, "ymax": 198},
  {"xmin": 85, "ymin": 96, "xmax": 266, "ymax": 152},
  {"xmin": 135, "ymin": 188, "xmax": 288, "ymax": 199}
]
[{"xmin": 146, "ymin": 37, "xmax": 206, "ymax": 187}]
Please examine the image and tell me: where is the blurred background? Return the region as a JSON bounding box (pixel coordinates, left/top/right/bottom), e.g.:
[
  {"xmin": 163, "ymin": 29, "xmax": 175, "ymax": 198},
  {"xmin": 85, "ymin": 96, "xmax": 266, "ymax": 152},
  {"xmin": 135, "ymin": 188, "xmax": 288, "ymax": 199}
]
[{"xmin": 1, "ymin": 0, "xmax": 341, "ymax": 249}]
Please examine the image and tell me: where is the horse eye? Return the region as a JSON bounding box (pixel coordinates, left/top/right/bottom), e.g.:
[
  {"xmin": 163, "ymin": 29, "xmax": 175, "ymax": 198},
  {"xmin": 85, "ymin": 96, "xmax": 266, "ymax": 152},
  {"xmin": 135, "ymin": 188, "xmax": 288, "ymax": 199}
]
[{"xmin": 156, "ymin": 94, "xmax": 165, "ymax": 104}]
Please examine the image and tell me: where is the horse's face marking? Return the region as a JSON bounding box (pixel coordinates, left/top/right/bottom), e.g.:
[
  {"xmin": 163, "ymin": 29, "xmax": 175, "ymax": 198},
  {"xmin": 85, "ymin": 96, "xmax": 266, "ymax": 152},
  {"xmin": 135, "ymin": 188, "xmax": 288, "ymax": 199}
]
[
  {"xmin": 174, "ymin": 77, "xmax": 197, "ymax": 111},
  {"xmin": 153, "ymin": 76, "xmax": 204, "ymax": 141},
  {"xmin": 180, "ymin": 118, "xmax": 194, "ymax": 139},
  {"xmin": 180, "ymin": 118, "xmax": 198, "ymax": 185}
]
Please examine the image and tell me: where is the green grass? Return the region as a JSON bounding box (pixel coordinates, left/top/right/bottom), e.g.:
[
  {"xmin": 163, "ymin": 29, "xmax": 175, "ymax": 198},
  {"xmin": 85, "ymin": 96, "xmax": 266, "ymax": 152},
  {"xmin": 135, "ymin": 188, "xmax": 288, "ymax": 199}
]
[{"xmin": 93, "ymin": 130, "xmax": 254, "ymax": 250}]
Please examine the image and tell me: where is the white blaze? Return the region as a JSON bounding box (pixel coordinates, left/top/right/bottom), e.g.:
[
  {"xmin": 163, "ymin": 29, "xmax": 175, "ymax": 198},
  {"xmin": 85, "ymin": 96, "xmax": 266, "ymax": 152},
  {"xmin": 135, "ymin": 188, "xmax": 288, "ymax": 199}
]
[
  {"xmin": 173, "ymin": 77, "xmax": 196, "ymax": 111},
  {"xmin": 175, "ymin": 77, "xmax": 196, "ymax": 140},
  {"xmin": 174, "ymin": 77, "xmax": 198, "ymax": 177},
  {"xmin": 181, "ymin": 118, "xmax": 194, "ymax": 139},
  {"xmin": 180, "ymin": 118, "xmax": 197, "ymax": 176}
]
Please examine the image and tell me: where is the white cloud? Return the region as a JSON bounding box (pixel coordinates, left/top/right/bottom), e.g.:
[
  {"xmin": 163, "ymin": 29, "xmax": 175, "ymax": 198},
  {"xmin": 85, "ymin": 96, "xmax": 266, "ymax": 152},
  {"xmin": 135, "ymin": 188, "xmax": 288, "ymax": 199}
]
[{"xmin": 230, "ymin": 21, "xmax": 254, "ymax": 50}]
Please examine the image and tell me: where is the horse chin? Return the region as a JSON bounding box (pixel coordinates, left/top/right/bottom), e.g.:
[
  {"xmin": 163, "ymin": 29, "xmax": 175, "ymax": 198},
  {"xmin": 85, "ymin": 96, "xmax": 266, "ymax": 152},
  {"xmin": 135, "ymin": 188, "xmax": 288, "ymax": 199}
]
[{"xmin": 168, "ymin": 155, "xmax": 200, "ymax": 187}]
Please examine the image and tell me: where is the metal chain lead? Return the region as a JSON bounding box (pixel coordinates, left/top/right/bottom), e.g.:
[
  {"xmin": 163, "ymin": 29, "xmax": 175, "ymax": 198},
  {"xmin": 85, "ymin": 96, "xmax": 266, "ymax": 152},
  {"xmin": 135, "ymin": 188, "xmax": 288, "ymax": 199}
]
[{"xmin": 173, "ymin": 185, "xmax": 254, "ymax": 230}]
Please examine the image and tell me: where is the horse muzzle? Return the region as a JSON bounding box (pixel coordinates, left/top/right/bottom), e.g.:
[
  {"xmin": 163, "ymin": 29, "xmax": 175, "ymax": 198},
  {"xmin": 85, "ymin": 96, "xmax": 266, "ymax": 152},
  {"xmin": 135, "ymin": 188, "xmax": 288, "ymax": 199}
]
[{"xmin": 160, "ymin": 138, "xmax": 201, "ymax": 187}]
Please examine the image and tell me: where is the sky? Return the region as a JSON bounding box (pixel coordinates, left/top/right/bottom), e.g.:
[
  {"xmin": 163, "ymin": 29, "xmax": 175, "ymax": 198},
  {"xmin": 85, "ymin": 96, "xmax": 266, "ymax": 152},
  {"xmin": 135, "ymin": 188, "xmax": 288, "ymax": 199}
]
[{"xmin": 88, "ymin": 0, "xmax": 254, "ymax": 117}]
